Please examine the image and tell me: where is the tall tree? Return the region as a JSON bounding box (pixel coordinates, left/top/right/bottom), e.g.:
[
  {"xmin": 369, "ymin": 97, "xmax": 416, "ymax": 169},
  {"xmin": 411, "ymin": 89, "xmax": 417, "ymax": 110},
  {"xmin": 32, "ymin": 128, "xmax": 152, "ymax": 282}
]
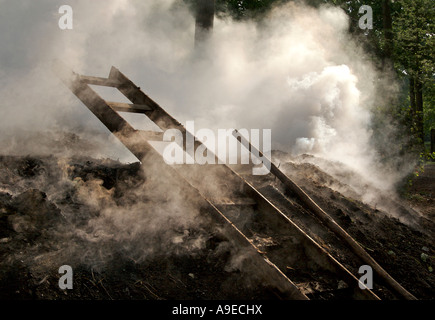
[
  {"xmin": 215, "ymin": 0, "xmax": 278, "ymax": 20},
  {"xmin": 393, "ymin": 0, "xmax": 434, "ymax": 145},
  {"xmin": 382, "ymin": 0, "xmax": 393, "ymax": 66},
  {"xmin": 186, "ymin": 0, "xmax": 434, "ymax": 150},
  {"xmin": 194, "ymin": 0, "xmax": 215, "ymax": 46},
  {"xmin": 330, "ymin": 0, "xmax": 434, "ymax": 149}
]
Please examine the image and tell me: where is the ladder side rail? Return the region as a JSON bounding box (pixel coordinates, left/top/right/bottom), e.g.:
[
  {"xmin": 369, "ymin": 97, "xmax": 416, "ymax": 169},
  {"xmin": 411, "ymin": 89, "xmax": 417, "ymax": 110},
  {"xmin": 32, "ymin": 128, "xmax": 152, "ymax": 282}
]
[
  {"xmin": 54, "ymin": 62, "xmax": 309, "ymax": 300},
  {"xmin": 234, "ymin": 130, "xmax": 417, "ymax": 300}
]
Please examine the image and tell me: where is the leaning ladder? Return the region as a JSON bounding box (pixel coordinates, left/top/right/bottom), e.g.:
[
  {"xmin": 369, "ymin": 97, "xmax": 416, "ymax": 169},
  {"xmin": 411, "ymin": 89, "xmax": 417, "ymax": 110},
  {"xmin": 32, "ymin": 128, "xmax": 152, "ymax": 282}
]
[{"xmin": 53, "ymin": 62, "xmax": 415, "ymax": 300}]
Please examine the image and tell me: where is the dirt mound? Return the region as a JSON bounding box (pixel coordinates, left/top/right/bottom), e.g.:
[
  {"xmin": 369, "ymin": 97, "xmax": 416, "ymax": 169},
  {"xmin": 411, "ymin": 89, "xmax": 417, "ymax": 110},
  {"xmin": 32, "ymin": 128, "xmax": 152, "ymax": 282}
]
[
  {"xmin": 0, "ymin": 155, "xmax": 433, "ymax": 300},
  {"xmin": 262, "ymin": 155, "xmax": 434, "ymax": 299},
  {"xmin": 406, "ymin": 163, "xmax": 435, "ymax": 220},
  {"xmin": 0, "ymin": 156, "xmax": 278, "ymax": 300}
]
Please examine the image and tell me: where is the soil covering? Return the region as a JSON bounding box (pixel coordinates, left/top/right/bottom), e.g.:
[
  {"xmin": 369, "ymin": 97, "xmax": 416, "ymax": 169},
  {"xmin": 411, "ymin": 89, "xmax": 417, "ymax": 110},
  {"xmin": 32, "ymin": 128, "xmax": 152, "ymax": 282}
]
[{"xmin": 0, "ymin": 154, "xmax": 433, "ymax": 300}]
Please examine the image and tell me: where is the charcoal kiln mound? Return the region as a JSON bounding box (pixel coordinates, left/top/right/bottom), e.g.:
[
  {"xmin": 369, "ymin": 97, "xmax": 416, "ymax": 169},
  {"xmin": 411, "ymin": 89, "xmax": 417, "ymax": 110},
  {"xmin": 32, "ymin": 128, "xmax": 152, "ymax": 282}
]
[{"xmin": 0, "ymin": 155, "xmax": 433, "ymax": 300}]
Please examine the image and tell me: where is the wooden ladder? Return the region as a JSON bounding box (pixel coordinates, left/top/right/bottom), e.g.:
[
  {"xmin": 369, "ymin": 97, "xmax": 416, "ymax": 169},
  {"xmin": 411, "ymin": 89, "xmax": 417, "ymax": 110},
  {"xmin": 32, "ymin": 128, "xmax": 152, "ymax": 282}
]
[{"xmin": 52, "ymin": 62, "xmax": 414, "ymax": 300}]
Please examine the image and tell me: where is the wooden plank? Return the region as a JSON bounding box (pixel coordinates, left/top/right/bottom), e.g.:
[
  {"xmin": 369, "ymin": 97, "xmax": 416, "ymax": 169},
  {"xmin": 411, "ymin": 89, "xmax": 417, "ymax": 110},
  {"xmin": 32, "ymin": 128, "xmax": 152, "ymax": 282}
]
[
  {"xmin": 78, "ymin": 75, "xmax": 121, "ymax": 87},
  {"xmin": 53, "ymin": 61, "xmax": 151, "ymax": 161},
  {"xmin": 213, "ymin": 197, "xmax": 257, "ymax": 206},
  {"xmin": 108, "ymin": 66, "xmax": 213, "ymax": 161},
  {"xmin": 107, "ymin": 101, "xmax": 153, "ymax": 113}
]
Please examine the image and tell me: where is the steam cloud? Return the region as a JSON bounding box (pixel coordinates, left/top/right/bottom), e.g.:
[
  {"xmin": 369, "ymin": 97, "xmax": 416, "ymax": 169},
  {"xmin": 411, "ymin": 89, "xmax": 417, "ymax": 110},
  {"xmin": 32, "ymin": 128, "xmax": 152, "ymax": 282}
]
[{"xmin": 0, "ymin": 0, "xmax": 415, "ymax": 236}]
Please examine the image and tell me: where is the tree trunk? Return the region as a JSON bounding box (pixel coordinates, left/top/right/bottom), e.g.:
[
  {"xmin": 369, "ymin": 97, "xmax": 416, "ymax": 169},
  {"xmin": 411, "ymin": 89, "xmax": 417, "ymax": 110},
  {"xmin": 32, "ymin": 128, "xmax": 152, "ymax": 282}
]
[
  {"xmin": 415, "ymin": 77, "xmax": 425, "ymax": 143},
  {"xmin": 194, "ymin": 0, "xmax": 215, "ymax": 46},
  {"xmin": 431, "ymin": 129, "xmax": 435, "ymax": 154},
  {"xmin": 409, "ymin": 76, "xmax": 416, "ymax": 115},
  {"xmin": 382, "ymin": 0, "xmax": 393, "ymax": 67}
]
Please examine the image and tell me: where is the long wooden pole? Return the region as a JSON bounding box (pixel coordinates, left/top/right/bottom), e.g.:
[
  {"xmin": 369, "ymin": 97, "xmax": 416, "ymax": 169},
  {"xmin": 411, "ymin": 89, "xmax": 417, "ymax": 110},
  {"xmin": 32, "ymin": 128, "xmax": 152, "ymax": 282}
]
[{"xmin": 233, "ymin": 130, "xmax": 417, "ymax": 300}]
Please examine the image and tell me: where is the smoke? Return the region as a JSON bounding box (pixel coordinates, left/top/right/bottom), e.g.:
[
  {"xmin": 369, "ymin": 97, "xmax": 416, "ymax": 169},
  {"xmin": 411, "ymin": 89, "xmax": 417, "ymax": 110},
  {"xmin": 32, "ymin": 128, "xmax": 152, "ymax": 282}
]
[
  {"xmin": 0, "ymin": 0, "xmax": 416, "ymax": 270},
  {"xmin": 0, "ymin": 154, "xmax": 216, "ymax": 273},
  {"xmin": 1, "ymin": 0, "xmax": 404, "ymax": 189}
]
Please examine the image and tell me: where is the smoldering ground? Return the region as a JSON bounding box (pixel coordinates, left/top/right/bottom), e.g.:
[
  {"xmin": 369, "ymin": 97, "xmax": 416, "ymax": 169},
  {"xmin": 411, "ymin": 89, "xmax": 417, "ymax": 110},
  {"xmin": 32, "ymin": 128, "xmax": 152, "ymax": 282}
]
[
  {"xmin": 1, "ymin": 150, "xmax": 434, "ymax": 299},
  {"xmin": 1, "ymin": 150, "xmax": 303, "ymax": 299},
  {"xmin": 0, "ymin": 0, "xmax": 428, "ymax": 298}
]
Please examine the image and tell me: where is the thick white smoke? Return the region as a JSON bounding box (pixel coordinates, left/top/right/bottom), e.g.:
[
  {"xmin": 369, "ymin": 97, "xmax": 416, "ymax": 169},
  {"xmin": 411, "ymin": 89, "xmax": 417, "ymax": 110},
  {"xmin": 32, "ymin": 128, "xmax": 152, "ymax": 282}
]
[{"xmin": 0, "ymin": 0, "xmax": 400, "ymax": 193}]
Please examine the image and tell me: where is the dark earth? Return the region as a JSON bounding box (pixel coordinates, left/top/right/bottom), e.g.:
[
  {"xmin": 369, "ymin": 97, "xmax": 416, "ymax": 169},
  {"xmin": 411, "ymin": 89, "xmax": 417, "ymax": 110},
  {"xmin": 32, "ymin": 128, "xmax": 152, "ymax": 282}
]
[{"xmin": 0, "ymin": 152, "xmax": 433, "ymax": 300}]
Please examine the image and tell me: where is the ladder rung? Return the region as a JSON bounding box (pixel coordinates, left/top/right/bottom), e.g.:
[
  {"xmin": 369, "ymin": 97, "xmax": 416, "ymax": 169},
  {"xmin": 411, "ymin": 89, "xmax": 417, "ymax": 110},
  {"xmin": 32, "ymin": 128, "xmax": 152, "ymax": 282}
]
[
  {"xmin": 107, "ymin": 101, "xmax": 153, "ymax": 113},
  {"xmin": 213, "ymin": 197, "xmax": 257, "ymax": 206},
  {"xmin": 78, "ymin": 75, "xmax": 121, "ymax": 87}
]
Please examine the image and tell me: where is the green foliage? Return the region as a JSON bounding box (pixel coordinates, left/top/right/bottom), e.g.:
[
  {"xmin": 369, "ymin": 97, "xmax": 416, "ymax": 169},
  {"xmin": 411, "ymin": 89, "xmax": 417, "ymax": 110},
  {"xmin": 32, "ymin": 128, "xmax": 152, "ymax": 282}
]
[
  {"xmin": 423, "ymin": 80, "xmax": 435, "ymax": 140},
  {"xmin": 214, "ymin": 0, "xmax": 329, "ymax": 20},
  {"xmin": 215, "ymin": 0, "xmax": 279, "ymax": 19},
  {"xmin": 393, "ymin": 0, "xmax": 434, "ymax": 82}
]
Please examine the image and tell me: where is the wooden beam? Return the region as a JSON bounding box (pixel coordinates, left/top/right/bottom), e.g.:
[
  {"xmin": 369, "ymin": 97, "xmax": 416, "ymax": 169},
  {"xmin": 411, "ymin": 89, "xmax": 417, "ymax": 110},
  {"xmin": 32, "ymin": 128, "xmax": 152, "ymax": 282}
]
[
  {"xmin": 78, "ymin": 75, "xmax": 121, "ymax": 87},
  {"xmin": 213, "ymin": 197, "xmax": 257, "ymax": 206},
  {"xmin": 106, "ymin": 101, "xmax": 153, "ymax": 113},
  {"xmin": 52, "ymin": 61, "xmax": 151, "ymax": 161}
]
